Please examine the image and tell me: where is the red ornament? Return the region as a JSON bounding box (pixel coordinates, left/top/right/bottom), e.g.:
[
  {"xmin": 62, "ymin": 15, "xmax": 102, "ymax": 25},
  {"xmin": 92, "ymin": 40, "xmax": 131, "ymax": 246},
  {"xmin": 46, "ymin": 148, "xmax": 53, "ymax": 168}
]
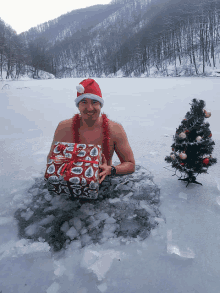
[
  {"xmin": 180, "ymin": 163, "xmax": 185, "ymax": 166},
  {"xmin": 209, "ymin": 133, "xmax": 212, "ymax": 138},
  {"xmin": 172, "ymin": 147, "xmax": 175, "ymax": 151},
  {"xmin": 203, "ymin": 158, "xmax": 209, "ymax": 165},
  {"xmin": 184, "ymin": 130, "xmax": 190, "ymax": 134}
]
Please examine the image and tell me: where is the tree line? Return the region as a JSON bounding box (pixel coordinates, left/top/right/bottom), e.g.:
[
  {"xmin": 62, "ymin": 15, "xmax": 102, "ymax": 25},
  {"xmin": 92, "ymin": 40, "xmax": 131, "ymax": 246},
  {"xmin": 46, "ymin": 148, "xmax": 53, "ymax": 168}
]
[{"xmin": 0, "ymin": 19, "xmax": 55, "ymax": 79}]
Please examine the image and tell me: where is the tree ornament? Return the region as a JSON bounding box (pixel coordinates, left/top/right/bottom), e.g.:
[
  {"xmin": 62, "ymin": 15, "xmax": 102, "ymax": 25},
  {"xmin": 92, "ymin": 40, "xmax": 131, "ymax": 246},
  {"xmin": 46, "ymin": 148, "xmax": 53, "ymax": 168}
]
[
  {"xmin": 209, "ymin": 133, "xmax": 212, "ymax": 138},
  {"xmin": 179, "ymin": 132, "xmax": 186, "ymax": 139},
  {"xmin": 170, "ymin": 154, "xmax": 176, "ymax": 160},
  {"xmin": 179, "ymin": 152, "xmax": 187, "ymax": 160},
  {"xmin": 196, "ymin": 136, "xmax": 202, "ymax": 142},
  {"xmin": 203, "ymin": 109, "xmax": 211, "ymax": 118},
  {"xmin": 184, "ymin": 130, "xmax": 190, "ymax": 134},
  {"xmin": 172, "ymin": 147, "xmax": 175, "ymax": 151},
  {"xmin": 203, "ymin": 158, "xmax": 209, "ymax": 165},
  {"xmin": 203, "ymin": 155, "xmax": 210, "ymax": 159},
  {"xmin": 76, "ymin": 84, "xmax": 85, "ymax": 93},
  {"xmin": 180, "ymin": 163, "xmax": 185, "ymax": 166}
]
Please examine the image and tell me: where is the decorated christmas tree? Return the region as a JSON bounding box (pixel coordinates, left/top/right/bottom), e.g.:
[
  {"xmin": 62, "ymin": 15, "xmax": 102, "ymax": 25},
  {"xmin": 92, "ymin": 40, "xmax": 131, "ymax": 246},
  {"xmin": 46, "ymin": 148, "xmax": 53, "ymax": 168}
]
[{"xmin": 165, "ymin": 98, "xmax": 217, "ymax": 187}]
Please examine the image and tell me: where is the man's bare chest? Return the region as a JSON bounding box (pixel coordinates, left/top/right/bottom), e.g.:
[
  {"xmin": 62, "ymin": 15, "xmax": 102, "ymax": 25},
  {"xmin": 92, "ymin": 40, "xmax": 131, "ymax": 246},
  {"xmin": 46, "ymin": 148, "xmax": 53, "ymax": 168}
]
[
  {"xmin": 79, "ymin": 127, "xmax": 114, "ymax": 151},
  {"xmin": 79, "ymin": 128, "xmax": 103, "ymax": 145},
  {"xmin": 55, "ymin": 118, "xmax": 116, "ymax": 164}
]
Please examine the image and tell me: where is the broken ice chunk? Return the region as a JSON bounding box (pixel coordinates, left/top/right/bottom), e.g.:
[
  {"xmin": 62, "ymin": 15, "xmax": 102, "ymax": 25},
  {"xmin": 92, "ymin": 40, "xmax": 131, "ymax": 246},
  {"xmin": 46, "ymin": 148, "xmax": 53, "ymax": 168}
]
[
  {"xmin": 39, "ymin": 215, "xmax": 55, "ymax": 226},
  {"xmin": 105, "ymin": 217, "xmax": 116, "ymax": 224},
  {"xmin": 60, "ymin": 221, "xmax": 69, "ymax": 233},
  {"xmin": 25, "ymin": 224, "xmax": 39, "ymax": 236},
  {"xmin": 20, "ymin": 210, "xmax": 34, "ymax": 221},
  {"xmin": 81, "ymin": 234, "xmax": 92, "ymax": 247},
  {"xmin": 109, "ymin": 198, "xmax": 121, "ymax": 204},
  {"xmin": 94, "ymin": 212, "xmax": 109, "ymax": 221},
  {"xmin": 139, "ymin": 201, "xmax": 156, "ymax": 216},
  {"xmin": 66, "ymin": 227, "xmax": 79, "ymax": 240},
  {"xmin": 69, "ymin": 217, "xmax": 82, "ymax": 231}
]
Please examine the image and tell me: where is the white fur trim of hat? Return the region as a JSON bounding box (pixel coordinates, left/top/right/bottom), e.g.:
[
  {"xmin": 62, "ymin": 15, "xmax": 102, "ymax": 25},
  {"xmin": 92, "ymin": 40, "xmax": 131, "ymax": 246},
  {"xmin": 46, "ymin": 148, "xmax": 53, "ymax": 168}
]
[{"xmin": 75, "ymin": 94, "xmax": 104, "ymax": 108}]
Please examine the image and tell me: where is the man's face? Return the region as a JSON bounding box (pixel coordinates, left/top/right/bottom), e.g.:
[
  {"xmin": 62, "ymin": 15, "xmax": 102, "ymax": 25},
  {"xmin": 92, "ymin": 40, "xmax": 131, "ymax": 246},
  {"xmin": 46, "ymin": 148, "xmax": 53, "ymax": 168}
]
[{"xmin": 78, "ymin": 98, "xmax": 101, "ymax": 121}]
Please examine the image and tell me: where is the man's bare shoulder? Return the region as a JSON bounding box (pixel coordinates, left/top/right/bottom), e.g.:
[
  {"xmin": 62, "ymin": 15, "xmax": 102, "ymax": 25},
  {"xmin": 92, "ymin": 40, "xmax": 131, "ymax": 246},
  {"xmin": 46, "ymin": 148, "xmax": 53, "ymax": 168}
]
[
  {"xmin": 54, "ymin": 118, "xmax": 73, "ymax": 141},
  {"xmin": 57, "ymin": 118, "xmax": 72, "ymax": 130},
  {"xmin": 108, "ymin": 119, "xmax": 125, "ymax": 138}
]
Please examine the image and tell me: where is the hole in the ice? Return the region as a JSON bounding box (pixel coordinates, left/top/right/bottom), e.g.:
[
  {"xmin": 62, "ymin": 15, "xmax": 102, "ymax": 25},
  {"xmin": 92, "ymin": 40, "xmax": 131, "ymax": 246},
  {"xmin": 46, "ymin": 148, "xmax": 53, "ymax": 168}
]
[{"xmin": 14, "ymin": 166, "xmax": 162, "ymax": 252}]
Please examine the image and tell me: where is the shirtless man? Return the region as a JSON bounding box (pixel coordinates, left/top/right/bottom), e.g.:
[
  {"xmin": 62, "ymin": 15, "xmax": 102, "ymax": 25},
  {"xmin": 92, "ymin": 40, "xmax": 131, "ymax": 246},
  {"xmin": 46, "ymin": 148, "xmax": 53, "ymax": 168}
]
[{"xmin": 47, "ymin": 78, "xmax": 135, "ymax": 184}]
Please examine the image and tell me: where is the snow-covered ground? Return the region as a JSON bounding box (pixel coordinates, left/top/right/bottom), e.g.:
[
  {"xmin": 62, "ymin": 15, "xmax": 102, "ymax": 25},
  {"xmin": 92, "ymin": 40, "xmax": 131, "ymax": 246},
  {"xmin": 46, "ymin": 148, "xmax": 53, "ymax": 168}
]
[
  {"xmin": 0, "ymin": 68, "xmax": 55, "ymax": 81},
  {"xmin": 1, "ymin": 77, "xmax": 220, "ymax": 293}
]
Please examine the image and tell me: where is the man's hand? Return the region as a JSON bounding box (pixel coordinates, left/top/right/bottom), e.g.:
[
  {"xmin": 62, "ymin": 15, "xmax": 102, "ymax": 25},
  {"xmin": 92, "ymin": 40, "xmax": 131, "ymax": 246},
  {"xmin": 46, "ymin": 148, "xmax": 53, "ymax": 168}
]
[{"xmin": 99, "ymin": 154, "xmax": 111, "ymax": 184}]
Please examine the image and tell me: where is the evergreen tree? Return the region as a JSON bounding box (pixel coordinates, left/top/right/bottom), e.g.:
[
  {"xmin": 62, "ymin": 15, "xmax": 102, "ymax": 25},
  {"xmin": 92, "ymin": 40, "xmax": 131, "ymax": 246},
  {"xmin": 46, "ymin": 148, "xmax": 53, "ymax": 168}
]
[{"xmin": 165, "ymin": 98, "xmax": 217, "ymax": 187}]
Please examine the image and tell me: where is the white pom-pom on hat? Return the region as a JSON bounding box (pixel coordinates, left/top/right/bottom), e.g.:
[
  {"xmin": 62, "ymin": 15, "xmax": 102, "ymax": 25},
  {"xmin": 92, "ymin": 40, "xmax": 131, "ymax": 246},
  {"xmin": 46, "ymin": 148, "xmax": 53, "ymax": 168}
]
[{"xmin": 76, "ymin": 84, "xmax": 84, "ymax": 94}]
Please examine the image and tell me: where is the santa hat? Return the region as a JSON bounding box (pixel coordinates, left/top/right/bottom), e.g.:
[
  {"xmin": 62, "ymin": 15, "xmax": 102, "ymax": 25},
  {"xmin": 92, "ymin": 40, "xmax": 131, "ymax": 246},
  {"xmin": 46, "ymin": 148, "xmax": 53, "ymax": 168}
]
[{"xmin": 75, "ymin": 78, "xmax": 104, "ymax": 108}]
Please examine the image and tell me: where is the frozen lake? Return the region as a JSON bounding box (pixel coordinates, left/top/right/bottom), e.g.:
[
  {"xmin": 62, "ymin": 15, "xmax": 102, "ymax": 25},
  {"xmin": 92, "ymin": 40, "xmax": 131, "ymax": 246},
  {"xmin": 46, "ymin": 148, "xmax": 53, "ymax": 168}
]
[{"xmin": 0, "ymin": 77, "xmax": 220, "ymax": 293}]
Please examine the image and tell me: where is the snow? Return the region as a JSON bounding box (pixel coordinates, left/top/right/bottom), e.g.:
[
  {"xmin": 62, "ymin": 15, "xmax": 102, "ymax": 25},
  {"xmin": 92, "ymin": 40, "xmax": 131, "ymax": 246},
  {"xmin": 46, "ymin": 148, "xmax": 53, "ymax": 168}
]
[{"xmin": 1, "ymin": 77, "xmax": 220, "ymax": 292}]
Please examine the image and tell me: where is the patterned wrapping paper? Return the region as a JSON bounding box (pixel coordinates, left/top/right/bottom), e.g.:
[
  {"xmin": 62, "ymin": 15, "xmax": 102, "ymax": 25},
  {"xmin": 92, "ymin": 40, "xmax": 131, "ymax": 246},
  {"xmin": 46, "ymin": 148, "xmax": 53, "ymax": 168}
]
[{"xmin": 44, "ymin": 142, "xmax": 102, "ymax": 199}]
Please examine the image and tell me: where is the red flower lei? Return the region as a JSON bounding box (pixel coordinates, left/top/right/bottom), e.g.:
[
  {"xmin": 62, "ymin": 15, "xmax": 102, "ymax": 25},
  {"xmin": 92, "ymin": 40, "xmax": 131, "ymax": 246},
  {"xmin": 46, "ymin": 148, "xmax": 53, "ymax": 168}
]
[{"xmin": 71, "ymin": 113, "xmax": 111, "ymax": 162}]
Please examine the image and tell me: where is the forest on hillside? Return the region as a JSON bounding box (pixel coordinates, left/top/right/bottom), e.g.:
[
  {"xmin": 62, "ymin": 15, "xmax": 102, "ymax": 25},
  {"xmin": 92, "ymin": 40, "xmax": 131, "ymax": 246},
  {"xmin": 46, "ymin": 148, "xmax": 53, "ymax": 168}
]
[{"xmin": 0, "ymin": 0, "xmax": 220, "ymax": 79}]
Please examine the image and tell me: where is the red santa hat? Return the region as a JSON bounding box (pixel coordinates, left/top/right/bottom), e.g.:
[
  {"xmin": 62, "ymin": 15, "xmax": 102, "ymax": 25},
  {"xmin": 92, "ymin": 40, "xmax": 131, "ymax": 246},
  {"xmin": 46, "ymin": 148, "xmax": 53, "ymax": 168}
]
[{"xmin": 75, "ymin": 78, "xmax": 104, "ymax": 108}]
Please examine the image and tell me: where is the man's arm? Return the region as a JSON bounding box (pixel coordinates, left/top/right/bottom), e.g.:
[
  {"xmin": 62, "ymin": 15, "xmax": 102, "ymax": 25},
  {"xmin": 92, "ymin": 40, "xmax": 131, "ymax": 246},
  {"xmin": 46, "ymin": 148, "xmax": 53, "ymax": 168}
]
[
  {"xmin": 46, "ymin": 124, "xmax": 60, "ymax": 164},
  {"xmin": 46, "ymin": 120, "xmax": 67, "ymax": 163},
  {"xmin": 112, "ymin": 123, "xmax": 135, "ymax": 175}
]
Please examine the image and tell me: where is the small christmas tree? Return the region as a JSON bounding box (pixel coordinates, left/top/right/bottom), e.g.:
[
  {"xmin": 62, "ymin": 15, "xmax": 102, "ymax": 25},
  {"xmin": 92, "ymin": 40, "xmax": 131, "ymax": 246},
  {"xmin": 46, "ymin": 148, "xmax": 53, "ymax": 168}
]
[{"xmin": 165, "ymin": 98, "xmax": 217, "ymax": 187}]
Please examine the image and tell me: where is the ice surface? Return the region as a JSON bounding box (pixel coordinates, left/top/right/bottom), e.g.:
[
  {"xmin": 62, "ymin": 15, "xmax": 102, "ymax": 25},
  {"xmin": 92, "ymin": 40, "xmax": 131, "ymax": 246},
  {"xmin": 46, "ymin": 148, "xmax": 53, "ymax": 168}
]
[
  {"xmin": 215, "ymin": 177, "xmax": 220, "ymax": 191},
  {"xmin": 46, "ymin": 282, "xmax": 60, "ymax": 293},
  {"xmin": 53, "ymin": 260, "xmax": 67, "ymax": 277},
  {"xmin": 97, "ymin": 283, "xmax": 108, "ymax": 292},
  {"xmin": 178, "ymin": 192, "xmax": 188, "ymax": 200},
  {"xmin": 81, "ymin": 248, "xmax": 123, "ymax": 281},
  {"xmin": 1, "ymin": 78, "xmax": 220, "ymax": 293},
  {"xmin": 0, "ymin": 239, "xmax": 50, "ymax": 261},
  {"xmin": 0, "ymin": 216, "xmax": 13, "ymax": 225},
  {"xmin": 167, "ymin": 230, "xmax": 195, "ymax": 259}
]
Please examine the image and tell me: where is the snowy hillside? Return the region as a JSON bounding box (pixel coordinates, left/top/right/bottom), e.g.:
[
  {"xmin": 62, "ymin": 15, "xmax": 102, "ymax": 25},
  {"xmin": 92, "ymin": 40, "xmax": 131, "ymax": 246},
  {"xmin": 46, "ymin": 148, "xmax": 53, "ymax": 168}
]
[
  {"xmin": 0, "ymin": 68, "xmax": 55, "ymax": 81},
  {"xmin": 112, "ymin": 50, "xmax": 220, "ymax": 78}
]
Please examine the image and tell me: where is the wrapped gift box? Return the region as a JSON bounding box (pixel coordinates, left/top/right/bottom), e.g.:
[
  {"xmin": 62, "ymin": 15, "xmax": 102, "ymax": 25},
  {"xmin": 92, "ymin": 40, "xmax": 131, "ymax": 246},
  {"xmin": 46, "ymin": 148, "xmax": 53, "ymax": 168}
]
[{"xmin": 45, "ymin": 142, "xmax": 102, "ymax": 199}]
